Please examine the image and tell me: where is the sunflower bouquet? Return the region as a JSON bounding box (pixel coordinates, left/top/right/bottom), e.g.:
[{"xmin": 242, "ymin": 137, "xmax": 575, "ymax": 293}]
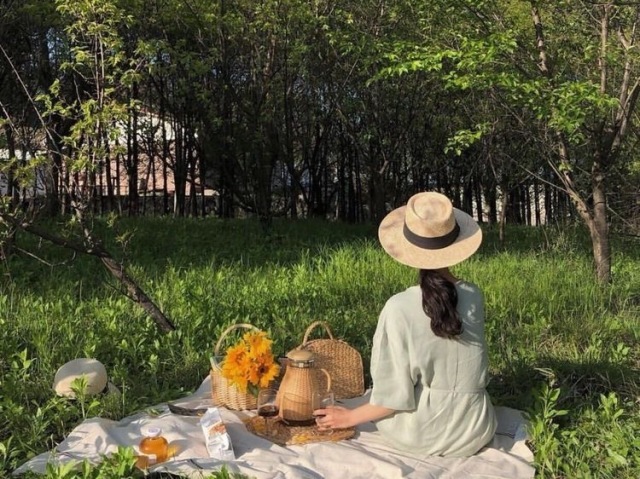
[{"xmin": 215, "ymin": 330, "xmax": 280, "ymax": 397}]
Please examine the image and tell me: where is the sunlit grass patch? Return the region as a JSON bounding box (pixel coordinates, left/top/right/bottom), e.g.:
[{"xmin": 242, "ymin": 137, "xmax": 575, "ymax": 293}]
[{"xmin": 1, "ymin": 220, "xmax": 639, "ymax": 477}]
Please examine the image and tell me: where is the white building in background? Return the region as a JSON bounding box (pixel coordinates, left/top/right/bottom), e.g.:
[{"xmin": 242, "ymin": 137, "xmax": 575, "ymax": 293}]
[{"xmin": 0, "ymin": 109, "xmax": 216, "ymax": 208}]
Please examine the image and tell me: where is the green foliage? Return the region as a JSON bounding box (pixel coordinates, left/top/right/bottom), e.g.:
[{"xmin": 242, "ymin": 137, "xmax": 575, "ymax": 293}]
[
  {"xmin": 0, "ymin": 154, "xmax": 49, "ymax": 191},
  {"xmin": 35, "ymin": 0, "xmax": 140, "ymax": 177},
  {"xmin": 43, "ymin": 447, "xmax": 137, "ymax": 479},
  {"xmin": 546, "ymin": 81, "xmax": 619, "ymax": 144},
  {"xmin": 526, "ymin": 384, "xmax": 640, "ymax": 478},
  {"xmin": 444, "ymin": 122, "xmax": 490, "ymax": 156},
  {"xmin": 525, "ymin": 382, "xmax": 569, "ymax": 474},
  {"xmin": 381, "ymin": 20, "xmax": 620, "ymax": 146},
  {"xmin": 1, "ymin": 219, "xmax": 639, "ymax": 478}
]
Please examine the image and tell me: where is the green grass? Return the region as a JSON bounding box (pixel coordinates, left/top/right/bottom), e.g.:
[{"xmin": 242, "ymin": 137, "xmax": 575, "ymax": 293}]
[{"xmin": 0, "ymin": 218, "xmax": 638, "ymax": 478}]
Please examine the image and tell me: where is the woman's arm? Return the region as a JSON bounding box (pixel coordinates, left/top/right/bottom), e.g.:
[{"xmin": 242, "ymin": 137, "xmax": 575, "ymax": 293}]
[{"xmin": 315, "ymin": 402, "xmax": 394, "ymax": 430}]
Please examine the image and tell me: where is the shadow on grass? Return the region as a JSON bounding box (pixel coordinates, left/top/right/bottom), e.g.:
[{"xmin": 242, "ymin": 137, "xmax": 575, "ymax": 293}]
[
  {"xmin": 4, "ymin": 217, "xmax": 615, "ymax": 300},
  {"xmin": 489, "ymin": 356, "xmax": 639, "ymax": 418}
]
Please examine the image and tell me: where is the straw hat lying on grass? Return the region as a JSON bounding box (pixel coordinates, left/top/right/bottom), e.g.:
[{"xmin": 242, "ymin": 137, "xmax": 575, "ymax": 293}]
[{"xmin": 53, "ymin": 358, "xmax": 120, "ymax": 398}]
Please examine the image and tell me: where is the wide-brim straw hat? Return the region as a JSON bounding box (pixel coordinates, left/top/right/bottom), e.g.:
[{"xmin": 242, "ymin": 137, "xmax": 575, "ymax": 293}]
[
  {"xmin": 53, "ymin": 358, "xmax": 120, "ymax": 398},
  {"xmin": 378, "ymin": 191, "xmax": 482, "ymax": 269}
]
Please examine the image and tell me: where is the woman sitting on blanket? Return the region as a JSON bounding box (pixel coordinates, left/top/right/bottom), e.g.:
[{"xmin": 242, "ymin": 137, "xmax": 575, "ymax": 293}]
[{"xmin": 315, "ymin": 192, "xmax": 497, "ymax": 457}]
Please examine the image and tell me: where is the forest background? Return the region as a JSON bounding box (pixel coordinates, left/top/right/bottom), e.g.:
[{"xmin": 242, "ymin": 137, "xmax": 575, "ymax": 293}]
[{"xmin": 0, "ymin": 0, "xmax": 639, "ymax": 478}]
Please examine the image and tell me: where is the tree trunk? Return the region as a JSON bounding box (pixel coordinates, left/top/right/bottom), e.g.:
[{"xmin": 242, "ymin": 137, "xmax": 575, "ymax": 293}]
[
  {"xmin": 127, "ymin": 85, "xmax": 140, "ymax": 217},
  {"xmin": 369, "ymin": 169, "xmax": 386, "ymax": 223},
  {"xmin": 462, "ymin": 181, "xmax": 473, "ymax": 215},
  {"xmin": 173, "ymin": 116, "xmax": 187, "ymax": 217},
  {"xmin": 498, "ymin": 183, "xmax": 508, "ymax": 243},
  {"xmin": 484, "ymin": 182, "xmax": 497, "ymax": 225},
  {"xmin": 551, "ymin": 128, "xmax": 612, "ymax": 282},
  {"xmin": 534, "ymin": 179, "xmax": 541, "ymax": 225},
  {"xmin": 1, "ymin": 126, "xmax": 17, "ymax": 259},
  {"xmin": 3, "ymin": 124, "xmax": 19, "ymax": 206},
  {"xmin": 590, "ymin": 159, "xmax": 611, "ymax": 282},
  {"xmin": 474, "ymin": 172, "xmax": 484, "ymax": 223},
  {"xmin": 46, "ymin": 116, "xmax": 70, "ymax": 217}
]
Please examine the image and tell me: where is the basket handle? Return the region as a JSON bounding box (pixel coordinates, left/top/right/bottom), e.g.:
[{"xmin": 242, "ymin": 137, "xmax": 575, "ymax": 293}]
[
  {"xmin": 302, "ymin": 321, "xmax": 334, "ymax": 344},
  {"xmin": 214, "ymin": 323, "xmax": 260, "ymax": 356},
  {"xmin": 320, "ymin": 368, "xmax": 332, "ymax": 392}
]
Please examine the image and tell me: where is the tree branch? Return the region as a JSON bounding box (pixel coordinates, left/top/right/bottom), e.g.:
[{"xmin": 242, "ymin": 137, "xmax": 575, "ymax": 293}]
[
  {"xmin": 0, "ymin": 211, "xmax": 176, "ymax": 332},
  {"xmin": 531, "ymin": 5, "xmax": 550, "ymax": 76}
]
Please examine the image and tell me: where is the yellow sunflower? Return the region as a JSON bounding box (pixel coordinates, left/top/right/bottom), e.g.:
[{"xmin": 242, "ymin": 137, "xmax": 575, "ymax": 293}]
[
  {"xmin": 220, "ymin": 329, "xmax": 279, "ymax": 394},
  {"xmin": 257, "ymin": 356, "xmax": 280, "ymax": 388},
  {"xmin": 225, "ymin": 343, "xmax": 247, "ymax": 367},
  {"xmin": 243, "ymin": 331, "xmax": 271, "ymax": 356}
]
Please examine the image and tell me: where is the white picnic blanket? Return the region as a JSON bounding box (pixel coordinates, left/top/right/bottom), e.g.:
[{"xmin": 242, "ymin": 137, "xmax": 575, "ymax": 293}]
[{"xmin": 14, "ymin": 377, "xmax": 535, "ymax": 478}]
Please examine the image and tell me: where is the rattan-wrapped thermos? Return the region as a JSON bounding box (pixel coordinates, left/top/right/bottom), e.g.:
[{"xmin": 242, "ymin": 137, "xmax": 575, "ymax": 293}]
[
  {"xmin": 276, "ymin": 349, "xmax": 331, "ymax": 424},
  {"xmin": 296, "ymin": 321, "xmax": 365, "ymax": 399}
]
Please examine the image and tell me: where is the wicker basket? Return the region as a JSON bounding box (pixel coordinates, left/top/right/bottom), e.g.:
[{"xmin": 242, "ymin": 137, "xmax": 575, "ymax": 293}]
[
  {"xmin": 210, "ymin": 323, "xmax": 260, "ymax": 410},
  {"xmin": 296, "ymin": 321, "xmax": 365, "ymax": 399}
]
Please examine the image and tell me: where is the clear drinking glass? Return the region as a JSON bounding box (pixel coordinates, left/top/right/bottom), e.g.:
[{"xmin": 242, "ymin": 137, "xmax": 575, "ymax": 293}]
[
  {"xmin": 312, "ymin": 390, "xmax": 335, "ymax": 430},
  {"xmin": 257, "ymin": 388, "xmax": 279, "ymax": 436}
]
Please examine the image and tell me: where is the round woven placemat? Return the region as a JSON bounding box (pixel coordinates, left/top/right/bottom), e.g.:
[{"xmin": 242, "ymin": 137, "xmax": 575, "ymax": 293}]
[{"xmin": 244, "ymin": 416, "xmax": 355, "ymax": 446}]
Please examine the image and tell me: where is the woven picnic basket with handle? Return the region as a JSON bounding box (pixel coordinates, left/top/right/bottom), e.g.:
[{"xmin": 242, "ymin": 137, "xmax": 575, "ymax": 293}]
[
  {"xmin": 210, "ymin": 323, "xmax": 260, "ymax": 410},
  {"xmin": 296, "ymin": 321, "xmax": 365, "ymax": 400}
]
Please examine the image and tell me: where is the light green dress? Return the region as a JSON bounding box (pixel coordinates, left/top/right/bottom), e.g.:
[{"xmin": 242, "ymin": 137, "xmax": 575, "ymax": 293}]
[{"xmin": 370, "ymin": 281, "xmax": 497, "ymax": 457}]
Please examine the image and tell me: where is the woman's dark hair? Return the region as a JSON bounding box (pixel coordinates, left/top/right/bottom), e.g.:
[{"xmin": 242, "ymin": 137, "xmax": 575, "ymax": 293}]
[{"xmin": 419, "ymin": 269, "xmax": 462, "ymax": 339}]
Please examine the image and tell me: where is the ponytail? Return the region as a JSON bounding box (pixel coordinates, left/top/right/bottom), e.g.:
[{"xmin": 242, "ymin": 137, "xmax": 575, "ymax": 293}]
[{"xmin": 419, "ymin": 269, "xmax": 462, "ymax": 339}]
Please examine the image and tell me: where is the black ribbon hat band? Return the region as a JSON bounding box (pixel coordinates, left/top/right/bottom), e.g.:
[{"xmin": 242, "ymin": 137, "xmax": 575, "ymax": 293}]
[{"xmin": 403, "ymin": 221, "xmax": 461, "ymax": 250}]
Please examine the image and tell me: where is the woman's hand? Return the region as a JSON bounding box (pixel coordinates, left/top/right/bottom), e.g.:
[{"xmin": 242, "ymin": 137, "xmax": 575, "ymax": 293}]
[
  {"xmin": 314, "ymin": 402, "xmax": 395, "ymax": 430},
  {"xmin": 314, "ymin": 405, "xmax": 352, "ymax": 430}
]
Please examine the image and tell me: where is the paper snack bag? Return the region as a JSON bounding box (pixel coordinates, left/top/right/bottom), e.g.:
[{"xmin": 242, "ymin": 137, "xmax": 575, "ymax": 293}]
[{"xmin": 199, "ymin": 407, "xmax": 235, "ymax": 460}]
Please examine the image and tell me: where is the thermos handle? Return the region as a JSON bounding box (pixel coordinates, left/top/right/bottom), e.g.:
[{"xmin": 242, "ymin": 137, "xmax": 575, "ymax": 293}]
[
  {"xmin": 320, "ymin": 368, "xmax": 332, "ymax": 392},
  {"xmin": 277, "ymin": 390, "xmax": 284, "ymax": 418}
]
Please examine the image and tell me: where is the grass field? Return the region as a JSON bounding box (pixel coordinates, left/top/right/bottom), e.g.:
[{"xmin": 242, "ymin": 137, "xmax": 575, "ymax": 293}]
[{"xmin": 1, "ymin": 218, "xmax": 638, "ymax": 478}]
